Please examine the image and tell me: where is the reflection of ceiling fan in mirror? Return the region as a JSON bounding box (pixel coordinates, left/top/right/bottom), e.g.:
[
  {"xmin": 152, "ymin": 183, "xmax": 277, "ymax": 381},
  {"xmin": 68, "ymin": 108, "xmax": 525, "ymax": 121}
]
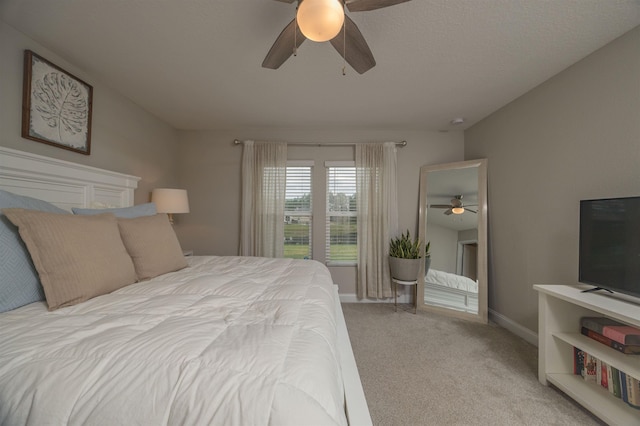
[
  {"xmin": 430, "ymin": 195, "xmax": 478, "ymax": 216},
  {"xmin": 263, "ymin": 0, "xmax": 412, "ymax": 74}
]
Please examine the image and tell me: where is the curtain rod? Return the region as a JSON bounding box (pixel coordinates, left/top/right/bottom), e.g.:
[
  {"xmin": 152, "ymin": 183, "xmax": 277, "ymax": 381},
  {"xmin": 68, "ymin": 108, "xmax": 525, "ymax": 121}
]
[{"xmin": 233, "ymin": 139, "xmax": 407, "ymax": 148}]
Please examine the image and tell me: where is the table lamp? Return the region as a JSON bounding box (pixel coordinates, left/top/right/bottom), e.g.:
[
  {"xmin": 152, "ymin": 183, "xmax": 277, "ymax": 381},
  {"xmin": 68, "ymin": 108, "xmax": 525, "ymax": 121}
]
[{"xmin": 151, "ymin": 188, "xmax": 190, "ymax": 224}]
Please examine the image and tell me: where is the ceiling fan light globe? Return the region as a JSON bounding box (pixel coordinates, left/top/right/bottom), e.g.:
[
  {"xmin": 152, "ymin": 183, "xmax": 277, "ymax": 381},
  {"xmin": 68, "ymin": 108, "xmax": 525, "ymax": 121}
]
[
  {"xmin": 297, "ymin": 0, "xmax": 344, "ymax": 42},
  {"xmin": 451, "ymin": 207, "xmax": 465, "ymax": 215}
]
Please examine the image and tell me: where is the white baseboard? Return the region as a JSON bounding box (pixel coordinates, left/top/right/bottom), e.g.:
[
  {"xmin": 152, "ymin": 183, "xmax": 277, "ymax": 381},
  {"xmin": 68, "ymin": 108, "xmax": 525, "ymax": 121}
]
[{"xmin": 489, "ymin": 308, "xmax": 538, "ymax": 347}]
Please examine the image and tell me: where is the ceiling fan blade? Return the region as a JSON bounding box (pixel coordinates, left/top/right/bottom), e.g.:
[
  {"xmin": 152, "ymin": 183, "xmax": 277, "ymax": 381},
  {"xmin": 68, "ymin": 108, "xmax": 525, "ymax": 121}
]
[
  {"xmin": 466, "ymin": 208, "xmax": 478, "ymax": 214},
  {"xmin": 430, "ymin": 204, "xmax": 453, "ymax": 209},
  {"xmin": 272, "ymin": 0, "xmax": 296, "ymax": 3},
  {"xmin": 346, "ymin": 0, "xmax": 411, "ymax": 12},
  {"xmin": 444, "ymin": 209, "xmax": 453, "ymax": 216},
  {"xmin": 262, "ymin": 19, "xmax": 306, "ymax": 70},
  {"xmin": 330, "ymin": 15, "xmax": 375, "ymax": 74}
]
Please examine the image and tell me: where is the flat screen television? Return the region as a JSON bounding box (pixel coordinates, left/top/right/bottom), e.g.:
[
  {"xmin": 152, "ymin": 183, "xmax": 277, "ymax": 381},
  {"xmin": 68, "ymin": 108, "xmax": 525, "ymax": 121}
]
[{"xmin": 579, "ymin": 196, "xmax": 640, "ymax": 298}]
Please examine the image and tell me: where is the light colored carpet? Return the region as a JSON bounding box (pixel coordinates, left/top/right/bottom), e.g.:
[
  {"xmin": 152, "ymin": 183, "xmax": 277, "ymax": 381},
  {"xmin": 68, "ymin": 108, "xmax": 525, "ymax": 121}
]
[{"xmin": 341, "ymin": 303, "xmax": 604, "ymax": 426}]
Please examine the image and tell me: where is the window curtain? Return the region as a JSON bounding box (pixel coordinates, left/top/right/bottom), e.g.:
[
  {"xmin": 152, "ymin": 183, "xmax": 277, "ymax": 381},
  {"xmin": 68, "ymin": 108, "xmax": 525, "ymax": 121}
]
[
  {"xmin": 355, "ymin": 142, "xmax": 398, "ymax": 298},
  {"xmin": 239, "ymin": 140, "xmax": 287, "ymax": 257}
]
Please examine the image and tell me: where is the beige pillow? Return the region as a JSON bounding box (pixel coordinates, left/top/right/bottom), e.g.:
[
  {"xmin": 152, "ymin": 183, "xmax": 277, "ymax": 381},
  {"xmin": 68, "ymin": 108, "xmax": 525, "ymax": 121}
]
[
  {"xmin": 117, "ymin": 214, "xmax": 187, "ymax": 280},
  {"xmin": 2, "ymin": 208, "xmax": 137, "ymax": 310}
]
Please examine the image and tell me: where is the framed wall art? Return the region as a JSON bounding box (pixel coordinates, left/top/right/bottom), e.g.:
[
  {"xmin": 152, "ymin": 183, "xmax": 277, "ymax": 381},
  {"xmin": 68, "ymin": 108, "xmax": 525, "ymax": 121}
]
[{"xmin": 22, "ymin": 50, "xmax": 93, "ymax": 155}]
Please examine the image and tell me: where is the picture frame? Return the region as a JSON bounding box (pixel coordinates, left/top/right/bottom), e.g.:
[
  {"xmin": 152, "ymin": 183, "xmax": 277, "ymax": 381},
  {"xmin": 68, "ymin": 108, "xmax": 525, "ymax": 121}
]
[{"xmin": 22, "ymin": 50, "xmax": 93, "ymax": 155}]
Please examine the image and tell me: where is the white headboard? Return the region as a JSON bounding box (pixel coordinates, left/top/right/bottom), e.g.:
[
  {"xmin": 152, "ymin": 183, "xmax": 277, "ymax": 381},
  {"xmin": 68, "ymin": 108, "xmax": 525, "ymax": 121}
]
[{"xmin": 0, "ymin": 147, "xmax": 140, "ymax": 211}]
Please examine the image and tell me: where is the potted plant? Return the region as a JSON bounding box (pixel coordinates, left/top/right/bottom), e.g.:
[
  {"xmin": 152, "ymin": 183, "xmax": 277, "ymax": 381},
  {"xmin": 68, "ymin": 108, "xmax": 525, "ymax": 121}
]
[{"xmin": 389, "ymin": 230, "xmax": 423, "ymax": 281}]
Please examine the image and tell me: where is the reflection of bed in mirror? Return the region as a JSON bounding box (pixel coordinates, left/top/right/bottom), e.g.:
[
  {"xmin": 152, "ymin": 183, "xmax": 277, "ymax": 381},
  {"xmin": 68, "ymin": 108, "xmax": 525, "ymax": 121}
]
[{"xmin": 424, "ymin": 269, "xmax": 478, "ymax": 313}]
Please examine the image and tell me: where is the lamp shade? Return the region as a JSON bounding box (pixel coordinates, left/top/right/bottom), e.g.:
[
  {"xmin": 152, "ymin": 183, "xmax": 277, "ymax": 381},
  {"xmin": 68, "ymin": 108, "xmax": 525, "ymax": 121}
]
[
  {"xmin": 151, "ymin": 188, "xmax": 190, "ymax": 214},
  {"xmin": 297, "ymin": 0, "xmax": 344, "ymax": 42},
  {"xmin": 451, "ymin": 207, "xmax": 465, "ymax": 215}
]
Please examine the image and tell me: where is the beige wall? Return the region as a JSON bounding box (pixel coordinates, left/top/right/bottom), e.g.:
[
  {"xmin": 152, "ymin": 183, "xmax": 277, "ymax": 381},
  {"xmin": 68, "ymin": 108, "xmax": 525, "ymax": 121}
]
[
  {"xmin": 175, "ymin": 128, "xmax": 464, "ymax": 294},
  {"xmin": 0, "ymin": 21, "xmax": 180, "ymax": 203},
  {"xmin": 465, "ymin": 26, "xmax": 640, "ymax": 333},
  {"xmin": 427, "ymin": 224, "xmax": 458, "ymax": 274},
  {"xmin": 10, "ymin": 16, "xmax": 634, "ymax": 316}
]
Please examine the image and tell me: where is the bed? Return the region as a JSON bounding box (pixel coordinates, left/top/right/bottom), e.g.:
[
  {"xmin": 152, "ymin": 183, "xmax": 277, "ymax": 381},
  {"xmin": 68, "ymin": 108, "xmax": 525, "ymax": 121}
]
[
  {"xmin": 424, "ymin": 268, "xmax": 478, "ymax": 314},
  {"xmin": 0, "ymin": 146, "xmax": 371, "ymax": 425}
]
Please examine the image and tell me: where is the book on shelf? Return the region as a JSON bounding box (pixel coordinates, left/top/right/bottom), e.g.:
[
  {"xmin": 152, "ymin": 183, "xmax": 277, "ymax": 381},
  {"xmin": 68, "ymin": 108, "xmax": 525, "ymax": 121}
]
[
  {"xmin": 581, "ymin": 316, "xmax": 640, "ymax": 346},
  {"xmin": 600, "ymin": 359, "xmax": 609, "ymax": 390},
  {"xmin": 625, "ymin": 374, "xmax": 640, "ymax": 409},
  {"xmin": 611, "ymin": 366, "xmax": 622, "ymax": 398},
  {"xmin": 603, "ymin": 326, "xmax": 640, "ymax": 346},
  {"xmin": 574, "ymin": 347, "xmax": 585, "ymax": 375},
  {"xmin": 581, "ymin": 317, "xmax": 625, "ymax": 334},
  {"xmin": 606, "ymin": 364, "xmax": 616, "ymax": 396},
  {"xmin": 581, "ymin": 327, "xmax": 640, "ymax": 354},
  {"xmin": 584, "ymin": 353, "xmax": 597, "ymax": 383},
  {"xmin": 621, "ymin": 371, "xmax": 629, "ymax": 403},
  {"xmin": 572, "ymin": 346, "xmax": 637, "ymax": 401}
]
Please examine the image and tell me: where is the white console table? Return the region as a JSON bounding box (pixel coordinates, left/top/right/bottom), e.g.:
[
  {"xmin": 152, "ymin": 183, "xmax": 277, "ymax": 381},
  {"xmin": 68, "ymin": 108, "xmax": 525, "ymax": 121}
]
[{"xmin": 535, "ymin": 284, "xmax": 640, "ymax": 425}]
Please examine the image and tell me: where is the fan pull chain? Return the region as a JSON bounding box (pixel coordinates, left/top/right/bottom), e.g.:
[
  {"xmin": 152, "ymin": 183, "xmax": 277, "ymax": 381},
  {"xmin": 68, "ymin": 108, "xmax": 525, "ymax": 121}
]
[
  {"xmin": 342, "ymin": 16, "xmax": 346, "ymax": 76},
  {"xmin": 294, "ymin": 6, "xmax": 298, "ymax": 57},
  {"xmin": 293, "ymin": 13, "xmax": 298, "ymax": 56}
]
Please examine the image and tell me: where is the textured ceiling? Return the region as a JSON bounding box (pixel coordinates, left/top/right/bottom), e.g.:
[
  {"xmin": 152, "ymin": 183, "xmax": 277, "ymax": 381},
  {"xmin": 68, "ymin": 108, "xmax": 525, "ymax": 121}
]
[{"xmin": 2, "ymin": 0, "xmax": 639, "ymax": 131}]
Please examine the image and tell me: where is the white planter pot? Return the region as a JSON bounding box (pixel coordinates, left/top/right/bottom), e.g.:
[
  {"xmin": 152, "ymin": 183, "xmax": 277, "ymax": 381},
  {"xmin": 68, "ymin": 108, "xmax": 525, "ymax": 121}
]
[{"xmin": 389, "ymin": 256, "xmax": 421, "ymax": 281}]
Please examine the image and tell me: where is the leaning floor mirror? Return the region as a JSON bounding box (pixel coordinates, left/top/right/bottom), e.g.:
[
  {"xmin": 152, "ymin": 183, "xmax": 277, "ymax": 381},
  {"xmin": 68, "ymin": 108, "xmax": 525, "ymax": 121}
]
[{"xmin": 417, "ymin": 159, "xmax": 488, "ymax": 323}]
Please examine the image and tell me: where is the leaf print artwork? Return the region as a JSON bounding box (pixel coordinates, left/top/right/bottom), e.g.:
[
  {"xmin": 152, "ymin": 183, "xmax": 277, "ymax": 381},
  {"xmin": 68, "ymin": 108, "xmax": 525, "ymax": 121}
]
[
  {"xmin": 32, "ymin": 72, "xmax": 88, "ymax": 144},
  {"xmin": 22, "ymin": 51, "xmax": 93, "ymax": 155}
]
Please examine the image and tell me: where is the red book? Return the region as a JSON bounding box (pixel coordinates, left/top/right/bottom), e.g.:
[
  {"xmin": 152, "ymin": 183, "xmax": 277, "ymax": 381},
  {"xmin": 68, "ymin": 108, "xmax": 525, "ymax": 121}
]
[
  {"xmin": 602, "ymin": 325, "xmax": 640, "ymax": 345},
  {"xmin": 601, "ymin": 361, "xmax": 609, "ymax": 389}
]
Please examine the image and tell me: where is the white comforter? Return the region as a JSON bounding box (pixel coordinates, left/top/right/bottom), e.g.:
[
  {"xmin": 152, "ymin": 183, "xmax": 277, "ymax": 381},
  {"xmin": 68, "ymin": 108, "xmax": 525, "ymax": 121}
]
[
  {"xmin": 425, "ymin": 268, "xmax": 478, "ymax": 293},
  {"xmin": 0, "ymin": 256, "xmax": 347, "ymax": 426}
]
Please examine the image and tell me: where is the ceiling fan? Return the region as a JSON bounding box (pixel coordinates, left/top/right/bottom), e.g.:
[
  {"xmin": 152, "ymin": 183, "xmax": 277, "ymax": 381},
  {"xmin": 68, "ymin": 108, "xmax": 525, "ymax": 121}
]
[
  {"xmin": 262, "ymin": 0, "xmax": 412, "ymax": 74},
  {"xmin": 430, "ymin": 195, "xmax": 478, "ymax": 216}
]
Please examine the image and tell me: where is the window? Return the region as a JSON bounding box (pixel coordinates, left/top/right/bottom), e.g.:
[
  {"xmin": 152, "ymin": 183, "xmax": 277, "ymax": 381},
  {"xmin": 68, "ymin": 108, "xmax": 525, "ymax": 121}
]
[
  {"xmin": 284, "ymin": 163, "xmax": 312, "ymax": 259},
  {"xmin": 326, "ymin": 163, "xmax": 357, "ymax": 264}
]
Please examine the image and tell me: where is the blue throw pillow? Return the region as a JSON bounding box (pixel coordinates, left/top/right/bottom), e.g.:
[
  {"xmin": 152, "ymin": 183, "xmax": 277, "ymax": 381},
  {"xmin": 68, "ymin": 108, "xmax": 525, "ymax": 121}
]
[
  {"xmin": 0, "ymin": 190, "xmax": 69, "ymax": 312},
  {"xmin": 72, "ymin": 202, "xmax": 156, "ymax": 218}
]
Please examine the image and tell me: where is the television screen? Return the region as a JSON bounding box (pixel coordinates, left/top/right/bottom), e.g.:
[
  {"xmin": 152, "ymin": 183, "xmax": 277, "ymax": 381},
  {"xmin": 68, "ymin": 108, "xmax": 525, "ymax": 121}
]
[{"xmin": 579, "ymin": 196, "xmax": 640, "ymax": 298}]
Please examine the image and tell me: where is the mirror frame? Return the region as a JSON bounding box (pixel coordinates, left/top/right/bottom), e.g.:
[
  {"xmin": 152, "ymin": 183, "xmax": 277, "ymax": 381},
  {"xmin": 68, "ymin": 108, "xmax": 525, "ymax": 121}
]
[{"xmin": 417, "ymin": 159, "xmax": 488, "ymax": 323}]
